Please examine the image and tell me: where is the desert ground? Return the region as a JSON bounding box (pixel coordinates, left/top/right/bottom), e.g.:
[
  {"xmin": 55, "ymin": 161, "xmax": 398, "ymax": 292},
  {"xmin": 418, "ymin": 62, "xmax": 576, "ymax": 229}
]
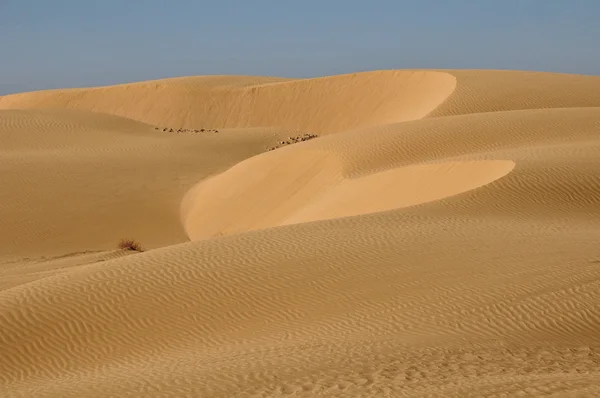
[{"xmin": 1, "ymin": 69, "xmax": 600, "ymax": 396}]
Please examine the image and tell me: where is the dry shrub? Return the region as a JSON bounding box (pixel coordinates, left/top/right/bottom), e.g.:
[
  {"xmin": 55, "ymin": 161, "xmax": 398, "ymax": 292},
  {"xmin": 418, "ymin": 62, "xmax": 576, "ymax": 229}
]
[{"xmin": 117, "ymin": 239, "xmax": 143, "ymax": 252}]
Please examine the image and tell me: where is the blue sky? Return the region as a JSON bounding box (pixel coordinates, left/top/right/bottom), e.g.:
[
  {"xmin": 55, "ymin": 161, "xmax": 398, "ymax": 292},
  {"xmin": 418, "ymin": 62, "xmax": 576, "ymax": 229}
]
[{"xmin": 1, "ymin": 0, "xmax": 598, "ymax": 94}]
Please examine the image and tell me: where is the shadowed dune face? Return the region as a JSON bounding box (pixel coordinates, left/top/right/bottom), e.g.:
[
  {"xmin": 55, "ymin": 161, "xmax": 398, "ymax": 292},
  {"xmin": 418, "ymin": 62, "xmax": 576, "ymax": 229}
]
[{"xmin": 0, "ymin": 71, "xmax": 457, "ymax": 134}]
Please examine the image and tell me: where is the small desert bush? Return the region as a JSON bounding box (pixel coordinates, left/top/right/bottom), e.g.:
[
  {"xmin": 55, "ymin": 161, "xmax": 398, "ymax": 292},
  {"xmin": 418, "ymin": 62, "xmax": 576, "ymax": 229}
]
[{"xmin": 117, "ymin": 239, "xmax": 143, "ymax": 252}]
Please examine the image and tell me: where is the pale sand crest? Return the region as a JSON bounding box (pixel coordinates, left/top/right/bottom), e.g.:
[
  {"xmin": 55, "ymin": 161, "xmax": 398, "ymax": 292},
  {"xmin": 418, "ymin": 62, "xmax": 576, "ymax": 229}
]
[{"xmin": 1, "ymin": 70, "xmax": 600, "ymax": 396}]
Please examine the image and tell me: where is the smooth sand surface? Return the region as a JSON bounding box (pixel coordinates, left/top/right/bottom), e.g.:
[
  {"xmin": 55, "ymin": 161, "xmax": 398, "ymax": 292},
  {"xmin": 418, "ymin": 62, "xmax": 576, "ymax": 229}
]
[{"xmin": 1, "ymin": 70, "xmax": 600, "ymax": 396}]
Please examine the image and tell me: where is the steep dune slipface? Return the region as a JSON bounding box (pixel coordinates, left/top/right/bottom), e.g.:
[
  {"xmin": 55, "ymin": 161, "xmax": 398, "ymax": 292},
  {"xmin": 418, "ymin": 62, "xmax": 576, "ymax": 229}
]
[
  {"xmin": 0, "ymin": 71, "xmax": 457, "ymax": 134},
  {"xmin": 183, "ymin": 105, "xmax": 600, "ymax": 241},
  {"xmin": 182, "ymin": 140, "xmax": 514, "ymax": 239}
]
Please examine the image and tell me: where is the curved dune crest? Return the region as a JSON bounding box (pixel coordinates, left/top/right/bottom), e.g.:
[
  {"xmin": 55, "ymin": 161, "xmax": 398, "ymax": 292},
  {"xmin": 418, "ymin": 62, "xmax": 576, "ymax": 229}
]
[
  {"xmin": 3, "ymin": 70, "xmax": 600, "ymax": 136},
  {"xmin": 0, "ymin": 71, "xmax": 457, "ymax": 134},
  {"xmin": 183, "ymin": 147, "xmax": 515, "ymax": 239},
  {"xmin": 284, "ymin": 160, "xmax": 516, "ymax": 225}
]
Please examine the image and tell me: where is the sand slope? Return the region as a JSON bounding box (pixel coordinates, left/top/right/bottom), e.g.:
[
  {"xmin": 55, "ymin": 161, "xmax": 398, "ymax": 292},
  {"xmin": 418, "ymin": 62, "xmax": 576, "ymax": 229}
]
[
  {"xmin": 0, "ymin": 109, "xmax": 301, "ymax": 258},
  {"xmin": 2, "ymin": 70, "xmax": 600, "ymax": 397},
  {"xmin": 0, "ymin": 71, "xmax": 457, "ymax": 134}
]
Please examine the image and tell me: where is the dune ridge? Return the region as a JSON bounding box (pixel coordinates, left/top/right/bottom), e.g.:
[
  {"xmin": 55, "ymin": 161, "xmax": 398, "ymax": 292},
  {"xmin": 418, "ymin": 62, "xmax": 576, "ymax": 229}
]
[
  {"xmin": 182, "ymin": 150, "xmax": 516, "ymax": 239},
  {"xmin": 0, "ymin": 71, "xmax": 457, "ymax": 134},
  {"xmin": 2, "ymin": 70, "xmax": 600, "ymax": 396}
]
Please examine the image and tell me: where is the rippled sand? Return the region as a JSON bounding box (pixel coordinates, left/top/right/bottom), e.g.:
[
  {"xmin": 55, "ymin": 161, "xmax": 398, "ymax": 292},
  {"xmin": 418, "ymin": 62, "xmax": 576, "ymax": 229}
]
[{"xmin": 2, "ymin": 70, "xmax": 600, "ymax": 396}]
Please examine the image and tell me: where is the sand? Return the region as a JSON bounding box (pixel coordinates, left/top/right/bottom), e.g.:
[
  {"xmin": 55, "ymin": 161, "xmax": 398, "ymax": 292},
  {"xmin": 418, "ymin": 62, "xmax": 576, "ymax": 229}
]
[{"xmin": 1, "ymin": 70, "xmax": 600, "ymax": 396}]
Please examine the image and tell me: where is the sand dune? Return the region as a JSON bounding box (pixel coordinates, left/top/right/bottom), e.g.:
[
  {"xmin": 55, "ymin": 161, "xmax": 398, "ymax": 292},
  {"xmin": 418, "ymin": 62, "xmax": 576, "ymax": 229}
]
[
  {"xmin": 182, "ymin": 149, "xmax": 515, "ymax": 239},
  {"xmin": 0, "ymin": 71, "xmax": 457, "ymax": 134},
  {"xmin": 0, "ymin": 109, "xmax": 300, "ymax": 258},
  {"xmin": 2, "ymin": 70, "xmax": 600, "ymax": 396}
]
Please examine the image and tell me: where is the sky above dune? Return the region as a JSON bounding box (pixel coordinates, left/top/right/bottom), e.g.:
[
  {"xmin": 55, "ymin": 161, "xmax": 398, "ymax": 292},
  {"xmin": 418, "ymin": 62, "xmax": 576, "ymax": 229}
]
[{"xmin": 1, "ymin": 0, "xmax": 599, "ymax": 94}]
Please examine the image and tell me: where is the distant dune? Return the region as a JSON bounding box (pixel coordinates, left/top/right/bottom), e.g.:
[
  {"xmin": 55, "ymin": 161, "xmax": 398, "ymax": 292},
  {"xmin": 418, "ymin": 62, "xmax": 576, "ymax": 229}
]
[
  {"xmin": 0, "ymin": 71, "xmax": 458, "ymax": 134},
  {"xmin": 2, "ymin": 70, "xmax": 600, "ymax": 396}
]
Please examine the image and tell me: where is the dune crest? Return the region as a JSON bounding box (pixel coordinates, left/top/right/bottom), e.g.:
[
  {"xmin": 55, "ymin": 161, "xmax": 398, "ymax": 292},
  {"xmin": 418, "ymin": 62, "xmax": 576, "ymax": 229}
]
[
  {"xmin": 0, "ymin": 71, "xmax": 457, "ymax": 134},
  {"xmin": 183, "ymin": 143, "xmax": 515, "ymax": 239}
]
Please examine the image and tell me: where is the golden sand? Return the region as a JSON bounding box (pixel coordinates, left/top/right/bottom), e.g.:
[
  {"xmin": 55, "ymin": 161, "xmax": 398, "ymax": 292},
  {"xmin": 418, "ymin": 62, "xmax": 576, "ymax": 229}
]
[{"xmin": 2, "ymin": 70, "xmax": 600, "ymax": 396}]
